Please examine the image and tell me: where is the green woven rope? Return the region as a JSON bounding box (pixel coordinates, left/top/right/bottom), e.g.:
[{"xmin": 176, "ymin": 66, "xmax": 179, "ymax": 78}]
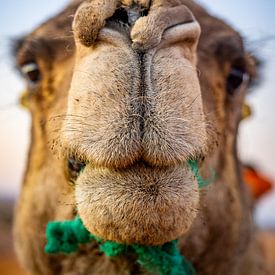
[
  {"xmin": 45, "ymin": 161, "xmax": 214, "ymax": 275},
  {"xmin": 45, "ymin": 216, "xmax": 195, "ymax": 275}
]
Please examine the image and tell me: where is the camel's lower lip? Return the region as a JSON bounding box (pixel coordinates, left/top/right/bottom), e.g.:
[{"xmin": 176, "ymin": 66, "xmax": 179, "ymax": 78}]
[{"xmin": 75, "ymin": 162, "xmax": 199, "ymax": 245}]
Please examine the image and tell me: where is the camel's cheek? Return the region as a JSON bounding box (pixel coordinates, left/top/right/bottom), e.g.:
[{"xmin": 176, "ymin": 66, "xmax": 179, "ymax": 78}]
[{"xmin": 75, "ymin": 163, "xmax": 200, "ymax": 245}]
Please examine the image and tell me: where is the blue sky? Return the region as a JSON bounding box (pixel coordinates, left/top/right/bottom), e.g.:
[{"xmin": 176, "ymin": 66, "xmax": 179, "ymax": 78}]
[{"xmin": 0, "ymin": 0, "xmax": 275, "ymax": 227}]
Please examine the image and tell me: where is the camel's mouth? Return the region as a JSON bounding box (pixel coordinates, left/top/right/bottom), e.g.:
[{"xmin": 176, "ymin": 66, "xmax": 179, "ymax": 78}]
[{"xmin": 74, "ymin": 161, "xmax": 199, "ymax": 246}]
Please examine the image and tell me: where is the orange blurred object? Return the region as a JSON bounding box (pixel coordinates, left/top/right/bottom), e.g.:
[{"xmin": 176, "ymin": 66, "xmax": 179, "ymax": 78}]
[
  {"xmin": 244, "ymin": 166, "xmax": 273, "ymax": 199},
  {"xmin": 0, "ymin": 253, "xmax": 25, "ymax": 275}
]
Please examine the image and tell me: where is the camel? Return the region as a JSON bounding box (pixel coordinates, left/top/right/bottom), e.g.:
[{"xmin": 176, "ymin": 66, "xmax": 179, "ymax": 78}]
[{"xmin": 13, "ymin": 0, "xmax": 269, "ymax": 274}]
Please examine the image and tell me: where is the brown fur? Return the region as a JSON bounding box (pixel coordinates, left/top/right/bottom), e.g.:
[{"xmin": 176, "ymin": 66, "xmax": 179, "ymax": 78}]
[{"xmin": 13, "ymin": 0, "xmax": 270, "ymax": 274}]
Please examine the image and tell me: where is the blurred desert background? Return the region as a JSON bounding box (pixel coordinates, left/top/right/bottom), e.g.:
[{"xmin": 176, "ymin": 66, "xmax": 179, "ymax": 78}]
[{"xmin": 0, "ymin": 1, "xmax": 275, "ymax": 274}]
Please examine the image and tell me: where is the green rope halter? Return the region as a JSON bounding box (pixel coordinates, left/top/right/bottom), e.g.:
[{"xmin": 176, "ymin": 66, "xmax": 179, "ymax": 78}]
[
  {"xmin": 45, "ymin": 216, "xmax": 195, "ymax": 275},
  {"xmin": 187, "ymin": 160, "xmax": 215, "ymax": 188},
  {"xmin": 45, "ymin": 161, "xmax": 215, "ymax": 275}
]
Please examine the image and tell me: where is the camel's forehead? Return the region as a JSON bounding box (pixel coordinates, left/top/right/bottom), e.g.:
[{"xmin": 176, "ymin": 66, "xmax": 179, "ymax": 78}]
[
  {"xmin": 15, "ymin": 1, "xmax": 243, "ymax": 65},
  {"xmin": 32, "ymin": 3, "xmax": 77, "ymax": 37},
  {"xmin": 14, "ymin": 3, "xmax": 78, "ymax": 65},
  {"xmin": 33, "ymin": 1, "xmax": 238, "ymax": 37}
]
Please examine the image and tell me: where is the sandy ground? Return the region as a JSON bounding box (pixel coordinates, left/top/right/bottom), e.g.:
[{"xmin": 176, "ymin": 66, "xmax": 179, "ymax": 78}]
[
  {"xmin": 0, "ymin": 198, "xmax": 25, "ymax": 275},
  {"xmin": 0, "ymin": 253, "xmax": 25, "ymax": 275}
]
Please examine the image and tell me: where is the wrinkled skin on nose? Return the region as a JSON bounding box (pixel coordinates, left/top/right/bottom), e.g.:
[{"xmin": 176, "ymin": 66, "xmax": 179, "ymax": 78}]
[{"xmin": 62, "ymin": 1, "xmax": 207, "ymax": 245}]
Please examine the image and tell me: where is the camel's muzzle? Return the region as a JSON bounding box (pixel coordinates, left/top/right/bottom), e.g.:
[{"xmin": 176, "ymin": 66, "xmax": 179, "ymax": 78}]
[{"xmin": 61, "ymin": 1, "xmax": 207, "ymax": 245}]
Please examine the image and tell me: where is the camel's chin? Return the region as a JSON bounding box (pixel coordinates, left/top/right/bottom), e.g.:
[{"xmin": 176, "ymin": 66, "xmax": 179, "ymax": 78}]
[{"xmin": 75, "ymin": 163, "xmax": 199, "ymax": 246}]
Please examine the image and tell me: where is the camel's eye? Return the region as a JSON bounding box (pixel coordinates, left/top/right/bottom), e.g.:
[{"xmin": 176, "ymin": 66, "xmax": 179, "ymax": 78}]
[
  {"xmin": 67, "ymin": 157, "xmax": 86, "ymax": 182},
  {"xmin": 226, "ymin": 66, "xmax": 249, "ymax": 94},
  {"xmin": 21, "ymin": 62, "xmax": 41, "ymax": 87}
]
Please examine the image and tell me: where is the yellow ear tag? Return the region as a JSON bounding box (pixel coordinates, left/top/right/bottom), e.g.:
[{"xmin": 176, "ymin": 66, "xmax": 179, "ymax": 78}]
[
  {"xmin": 241, "ymin": 102, "xmax": 252, "ymax": 121},
  {"xmin": 19, "ymin": 90, "xmax": 30, "ymax": 109}
]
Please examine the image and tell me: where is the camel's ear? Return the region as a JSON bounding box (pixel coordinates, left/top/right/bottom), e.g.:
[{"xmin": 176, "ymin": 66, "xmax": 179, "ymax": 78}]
[
  {"xmin": 131, "ymin": 5, "xmax": 201, "ymax": 55},
  {"xmin": 245, "ymin": 52, "xmax": 262, "ymax": 89}
]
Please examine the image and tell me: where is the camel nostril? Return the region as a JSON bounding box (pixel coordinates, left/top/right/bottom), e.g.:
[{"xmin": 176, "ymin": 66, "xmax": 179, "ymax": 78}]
[
  {"xmin": 107, "ymin": 8, "xmax": 129, "ymax": 25},
  {"xmin": 67, "ymin": 157, "xmax": 86, "ymax": 183}
]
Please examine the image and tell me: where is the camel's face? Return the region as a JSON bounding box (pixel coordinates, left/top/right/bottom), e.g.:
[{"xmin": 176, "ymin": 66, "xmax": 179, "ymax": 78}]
[{"xmin": 14, "ymin": 1, "xmax": 255, "ymax": 247}]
